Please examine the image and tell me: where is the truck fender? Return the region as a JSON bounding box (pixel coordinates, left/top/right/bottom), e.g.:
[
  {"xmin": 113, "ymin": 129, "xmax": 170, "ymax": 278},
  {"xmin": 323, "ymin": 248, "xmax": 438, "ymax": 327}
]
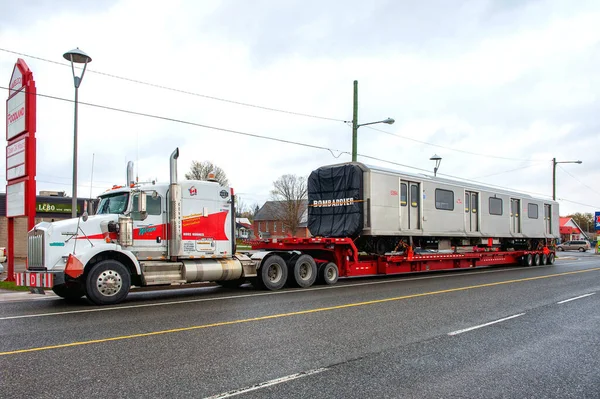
[{"xmin": 75, "ymin": 244, "xmax": 142, "ymax": 276}]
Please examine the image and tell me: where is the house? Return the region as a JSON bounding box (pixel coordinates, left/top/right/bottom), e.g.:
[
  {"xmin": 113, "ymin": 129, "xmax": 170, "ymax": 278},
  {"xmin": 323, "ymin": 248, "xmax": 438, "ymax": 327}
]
[
  {"xmin": 235, "ymin": 218, "xmax": 254, "ymax": 240},
  {"xmin": 253, "ymin": 200, "xmax": 310, "ymax": 239},
  {"xmin": 559, "ymin": 217, "xmax": 587, "ymax": 242}
]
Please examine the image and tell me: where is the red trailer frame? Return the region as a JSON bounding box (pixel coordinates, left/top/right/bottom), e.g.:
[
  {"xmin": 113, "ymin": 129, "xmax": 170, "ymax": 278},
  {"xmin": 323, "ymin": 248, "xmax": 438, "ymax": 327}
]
[{"xmin": 252, "ymin": 237, "xmax": 554, "ymax": 278}]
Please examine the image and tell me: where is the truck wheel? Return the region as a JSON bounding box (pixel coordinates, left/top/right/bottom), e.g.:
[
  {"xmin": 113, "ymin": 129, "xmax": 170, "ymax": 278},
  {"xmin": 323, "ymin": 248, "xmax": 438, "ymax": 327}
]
[
  {"xmin": 52, "ymin": 283, "xmax": 85, "ymax": 301},
  {"xmin": 524, "ymin": 254, "xmax": 533, "ymax": 267},
  {"xmin": 533, "ymin": 253, "xmax": 541, "ymax": 266},
  {"xmin": 541, "ymin": 254, "xmax": 548, "ymax": 265},
  {"xmin": 258, "ymin": 255, "xmax": 287, "ymax": 291},
  {"xmin": 547, "ymin": 253, "xmax": 555, "ymax": 265},
  {"xmin": 216, "ymin": 278, "xmax": 246, "ymax": 289},
  {"xmin": 320, "ymin": 262, "xmax": 339, "ymax": 285},
  {"xmin": 85, "ymin": 260, "xmax": 131, "ymax": 305},
  {"xmin": 289, "ymin": 255, "xmax": 317, "ymax": 288}
]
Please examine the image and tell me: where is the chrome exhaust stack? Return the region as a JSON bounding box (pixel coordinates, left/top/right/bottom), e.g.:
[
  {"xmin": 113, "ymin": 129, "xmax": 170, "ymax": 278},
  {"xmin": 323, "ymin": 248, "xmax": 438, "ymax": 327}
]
[
  {"xmin": 169, "ymin": 148, "xmax": 183, "ymax": 258},
  {"xmin": 127, "ymin": 161, "xmax": 134, "ymax": 186}
]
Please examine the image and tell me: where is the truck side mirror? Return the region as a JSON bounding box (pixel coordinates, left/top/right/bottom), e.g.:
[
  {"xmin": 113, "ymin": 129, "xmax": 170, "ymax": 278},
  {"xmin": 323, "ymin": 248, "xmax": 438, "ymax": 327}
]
[{"xmin": 136, "ymin": 192, "xmax": 148, "ymax": 221}]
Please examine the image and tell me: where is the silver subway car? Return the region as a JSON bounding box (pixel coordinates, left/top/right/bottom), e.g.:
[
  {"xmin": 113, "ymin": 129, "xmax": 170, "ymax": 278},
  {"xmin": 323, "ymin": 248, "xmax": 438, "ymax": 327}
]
[{"xmin": 308, "ymin": 163, "xmax": 559, "ymax": 254}]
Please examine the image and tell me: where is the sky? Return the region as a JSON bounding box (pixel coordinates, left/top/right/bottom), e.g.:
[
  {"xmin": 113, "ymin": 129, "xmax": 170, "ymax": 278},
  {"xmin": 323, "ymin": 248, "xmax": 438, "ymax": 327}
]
[{"xmin": 1, "ymin": 0, "xmax": 599, "ymax": 217}]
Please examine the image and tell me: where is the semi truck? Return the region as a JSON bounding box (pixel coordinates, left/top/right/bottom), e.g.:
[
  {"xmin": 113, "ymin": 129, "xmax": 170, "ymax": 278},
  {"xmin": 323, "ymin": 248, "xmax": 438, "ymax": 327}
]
[{"xmin": 16, "ymin": 149, "xmax": 557, "ymax": 305}]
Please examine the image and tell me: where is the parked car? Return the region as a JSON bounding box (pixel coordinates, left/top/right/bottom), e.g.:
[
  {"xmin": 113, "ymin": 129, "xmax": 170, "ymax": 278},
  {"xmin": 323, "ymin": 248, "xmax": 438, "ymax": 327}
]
[{"xmin": 556, "ymin": 240, "xmax": 590, "ymax": 252}]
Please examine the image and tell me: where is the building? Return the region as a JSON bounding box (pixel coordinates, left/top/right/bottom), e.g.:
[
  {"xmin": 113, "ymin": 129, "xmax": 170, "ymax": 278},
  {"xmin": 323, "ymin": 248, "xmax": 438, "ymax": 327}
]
[
  {"xmin": 559, "ymin": 216, "xmax": 587, "ymax": 242},
  {"xmin": 0, "ymin": 193, "xmax": 93, "ymax": 258},
  {"xmin": 253, "ymin": 200, "xmax": 310, "ymax": 239},
  {"xmin": 235, "ymin": 218, "xmax": 254, "ymax": 240}
]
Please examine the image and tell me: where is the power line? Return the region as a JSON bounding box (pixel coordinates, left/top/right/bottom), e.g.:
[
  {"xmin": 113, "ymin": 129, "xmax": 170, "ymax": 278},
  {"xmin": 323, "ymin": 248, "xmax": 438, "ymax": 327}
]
[
  {"xmin": 7, "ymin": 85, "xmax": 592, "ymax": 206},
  {"xmin": 557, "ymin": 165, "xmax": 600, "ymax": 197},
  {"xmin": 0, "ymin": 47, "xmax": 345, "ymax": 123},
  {"xmin": 471, "ymin": 164, "xmax": 538, "ymax": 179},
  {"xmin": 365, "ymin": 125, "xmax": 547, "ymax": 163}
]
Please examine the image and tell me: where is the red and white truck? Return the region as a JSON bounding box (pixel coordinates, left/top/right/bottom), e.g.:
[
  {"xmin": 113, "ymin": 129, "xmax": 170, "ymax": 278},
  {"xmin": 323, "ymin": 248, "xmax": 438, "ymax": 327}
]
[{"xmin": 16, "ymin": 149, "xmax": 556, "ymax": 305}]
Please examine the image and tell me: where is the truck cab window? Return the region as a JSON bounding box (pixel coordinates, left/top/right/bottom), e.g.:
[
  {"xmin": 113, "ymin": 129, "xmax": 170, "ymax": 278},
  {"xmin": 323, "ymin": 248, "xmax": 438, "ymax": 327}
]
[
  {"xmin": 96, "ymin": 192, "xmax": 129, "ymax": 215},
  {"xmin": 131, "ymin": 193, "xmax": 162, "ymax": 218}
]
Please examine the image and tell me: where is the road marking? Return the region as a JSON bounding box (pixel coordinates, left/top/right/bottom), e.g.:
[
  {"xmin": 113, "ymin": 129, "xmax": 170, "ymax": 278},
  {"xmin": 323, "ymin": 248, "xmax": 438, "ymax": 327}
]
[
  {"xmin": 1, "ymin": 267, "xmax": 599, "ymax": 357},
  {"xmin": 0, "ymin": 263, "xmax": 590, "ymax": 321},
  {"xmin": 203, "ymin": 368, "xmax": 327, "ymax": 399},
  {"xmin": 448, "ymin": 313, "xmax": 526, "ymax": 336},
  {"xmin": 557, "ymin": 293, "xmax": 595, "ymax": 304}
]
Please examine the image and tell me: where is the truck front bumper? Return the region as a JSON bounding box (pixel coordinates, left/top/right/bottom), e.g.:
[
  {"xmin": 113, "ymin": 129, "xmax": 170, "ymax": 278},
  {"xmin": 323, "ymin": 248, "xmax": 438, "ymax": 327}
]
[{"xmin": 16, "ymin": 272, "xmax": 65, "ymax": 291}]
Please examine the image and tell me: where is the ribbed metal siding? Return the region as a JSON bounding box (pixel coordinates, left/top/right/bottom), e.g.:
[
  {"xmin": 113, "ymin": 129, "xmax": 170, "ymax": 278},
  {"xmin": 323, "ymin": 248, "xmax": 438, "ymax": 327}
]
[{"xmin": 28, "ymin": 230, "xmax": 45, "ymax": 270}]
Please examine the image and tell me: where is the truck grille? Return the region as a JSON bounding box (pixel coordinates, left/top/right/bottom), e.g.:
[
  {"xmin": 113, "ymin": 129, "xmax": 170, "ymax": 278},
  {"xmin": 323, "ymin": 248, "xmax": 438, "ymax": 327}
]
[{"xmin": 28, "ymin": 230, "xmax": 45, "ymax": 270}]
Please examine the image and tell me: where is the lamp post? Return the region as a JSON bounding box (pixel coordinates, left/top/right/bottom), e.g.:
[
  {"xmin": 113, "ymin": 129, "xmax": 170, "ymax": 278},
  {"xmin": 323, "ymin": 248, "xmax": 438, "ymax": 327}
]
[
  {"xmin": 430, "ymin": 154, "xmax": 442, "ymax": 176},
  {"xmin": 351, "ymin": 80, "xmax": 395, "ymax": 162},
  {"xmin": 552, "ymin": 157, "xmax": 582, "ymax": 201},
  {"xmin": 63, "ymin": 48, "xmax": 92, "ymax": 218}
]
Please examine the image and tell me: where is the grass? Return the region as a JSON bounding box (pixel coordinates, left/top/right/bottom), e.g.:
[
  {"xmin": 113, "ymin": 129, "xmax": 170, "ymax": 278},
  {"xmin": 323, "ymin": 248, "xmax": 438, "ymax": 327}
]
[{"xmin": 0, "ymin": 280, "xmax": 31, "ymax": 291}]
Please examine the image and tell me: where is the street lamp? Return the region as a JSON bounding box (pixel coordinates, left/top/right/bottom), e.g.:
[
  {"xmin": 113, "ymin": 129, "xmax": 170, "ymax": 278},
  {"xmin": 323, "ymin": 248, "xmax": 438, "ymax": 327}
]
[
  {"xmin": 552, "ymin": 157, "xmax": 582, "ymax": 201},
  {"xmin": 351, "ymin": 80, "xmax": 395, "ymax": 162},
  {"xmin": 63, "ymin": 48, "xmax": 92, "ymax": 218},
  {"xmin": 430, "ymin": 154, "xmax": 442, "ymax": 176}
]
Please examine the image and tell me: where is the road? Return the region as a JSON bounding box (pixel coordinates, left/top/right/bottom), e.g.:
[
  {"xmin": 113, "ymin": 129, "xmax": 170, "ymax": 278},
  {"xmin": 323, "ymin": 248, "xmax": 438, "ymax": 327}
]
[{"xmin": 1, "ymin": 255, "xmax": 599, "ymax": 398}]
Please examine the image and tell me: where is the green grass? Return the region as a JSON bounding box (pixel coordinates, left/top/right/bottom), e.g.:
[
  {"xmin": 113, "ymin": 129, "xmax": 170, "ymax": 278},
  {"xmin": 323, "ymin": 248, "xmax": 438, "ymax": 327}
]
[{"xmin": 0, "ymin": 280, "xmax": 31, "ymax": 291}]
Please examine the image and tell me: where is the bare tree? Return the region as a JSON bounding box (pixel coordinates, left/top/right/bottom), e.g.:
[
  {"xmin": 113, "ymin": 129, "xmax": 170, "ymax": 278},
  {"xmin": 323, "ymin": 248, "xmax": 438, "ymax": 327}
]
[
  {"xmin": 185, "ymin": 161, "xmax": 229, "ymax": 186},
  {"xmin": 270, "ymin": 174, "xmax": 307, "ymax": 236},
  {"xmin": 235, "ymin": 196, "xmax": 257, "ymax": 221}
]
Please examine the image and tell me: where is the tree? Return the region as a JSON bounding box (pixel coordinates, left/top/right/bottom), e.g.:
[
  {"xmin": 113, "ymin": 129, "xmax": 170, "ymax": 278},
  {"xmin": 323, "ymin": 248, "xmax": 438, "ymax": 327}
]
[
  {"xmin": 185, "ymin": 161, "xmax": 229, "ymax": 186},
  {"xmin": 568, "ymin": 212, "xmax": 593, "ymax": 233},
  {"xmin": 270, "ymin": 174, "xmax": 307, "ymax": 236},
  {"xmin": 235, "ymin": 196, "xmax": 257, "ymax": 221}
]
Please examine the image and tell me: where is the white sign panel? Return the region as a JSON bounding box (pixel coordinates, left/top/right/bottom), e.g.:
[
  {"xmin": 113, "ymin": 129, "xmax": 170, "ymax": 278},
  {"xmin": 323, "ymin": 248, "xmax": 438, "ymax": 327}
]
[
  {"xmin": 7, "ymin": 88, "xmax": 26, "ymax": 140},
  {"xmin": 7, "ymin": 181, "xmax": 26, "ymax": 217},
  {"xmin": 9, "ymin": 65, "xmax": 23, "ymax": 93},
  {"xmin": 6, "ymin": 138, "xmax": 26, "ymax": 180}
]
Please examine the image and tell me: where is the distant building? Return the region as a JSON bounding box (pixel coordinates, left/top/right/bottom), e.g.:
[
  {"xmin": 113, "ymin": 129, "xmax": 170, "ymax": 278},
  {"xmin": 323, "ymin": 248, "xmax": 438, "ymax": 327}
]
[
  {"xmin": 253, "ymin": 200, "xmax": 310, "ymax": 239},
  {"xmin": 559, "ymin": 217, "xmax": 587, "ymax": 242},
  {"xmin": 0, "ymin": 193, "xmax": 93, "ymax": 258},
  {"xmin": 235, "ymin": 218, "xmax": 254, "ymax": 240}
]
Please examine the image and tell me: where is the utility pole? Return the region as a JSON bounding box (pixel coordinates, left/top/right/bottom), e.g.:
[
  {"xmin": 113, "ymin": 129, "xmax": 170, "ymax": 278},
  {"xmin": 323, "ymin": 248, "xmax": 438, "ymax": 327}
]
[{"xmin": 352, "ymin": 80, "xmax": 358, "ymax": 162}]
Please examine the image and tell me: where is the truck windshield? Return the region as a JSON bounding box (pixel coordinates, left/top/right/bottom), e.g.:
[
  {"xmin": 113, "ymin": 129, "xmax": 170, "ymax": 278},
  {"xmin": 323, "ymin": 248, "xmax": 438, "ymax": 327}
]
[{"xmin": 96, "ymin": 192, "xmax": 130, "ymax": 215}]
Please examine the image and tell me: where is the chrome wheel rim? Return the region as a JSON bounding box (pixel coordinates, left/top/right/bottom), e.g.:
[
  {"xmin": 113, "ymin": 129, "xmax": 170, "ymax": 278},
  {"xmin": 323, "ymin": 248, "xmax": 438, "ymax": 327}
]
[{"xmin": 96, "ymin": 269, "xmax": 123, "ymax": 297}]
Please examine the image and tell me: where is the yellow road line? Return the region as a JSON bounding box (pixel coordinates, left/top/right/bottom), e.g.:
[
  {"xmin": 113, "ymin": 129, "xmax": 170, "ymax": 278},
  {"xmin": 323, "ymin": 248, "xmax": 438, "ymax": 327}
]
[{"xmin": 2, "ymin": 267, "xmax": 599, "ymax": 357}]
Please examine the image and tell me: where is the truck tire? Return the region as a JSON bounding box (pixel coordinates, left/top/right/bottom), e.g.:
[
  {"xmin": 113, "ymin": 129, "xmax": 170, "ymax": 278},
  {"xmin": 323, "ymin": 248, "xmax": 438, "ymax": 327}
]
[
  {"xmin": 258, "ymin": 255, "xmax": 287, "ymax": 291},
  {"xmin": 289, "ymin": 255, "xmax": 317, "ymax": 288},
  {"xmin": 533, "ymin": 253, "xmax": 541, "ymax": 266},
  {"xmin": 52, "ymin": 283, "xmax": 85, "ymax": 301},
  {"xmin": 547, "ymin": 253, "xmax": 555, "ymax": 265},
  {"xmin": 85, "ymin": 260, "xmax": 131, "ymax": 305},
  {"xmin": 320, "ymin": 262, "xmax": 339, "ymax": 285},
  {"xmin": 541, "ymin": 253, "xmax": 548, "ymax": 265},
  {"xmin": 524, "ymin": 254, "xmax": 533, "ymax": 267}
]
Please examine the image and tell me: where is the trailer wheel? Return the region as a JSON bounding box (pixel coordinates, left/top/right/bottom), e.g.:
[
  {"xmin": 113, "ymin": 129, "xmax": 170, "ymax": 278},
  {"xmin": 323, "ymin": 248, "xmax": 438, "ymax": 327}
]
[
  {"xmin": 289, "ymin": 255, "xmax": 317, "ymax": 288},
  {"xmin": 258, "ymin": 255, "xmax": 288, "ymax": 291},
  {"xmin": 541, "ymin": 254, "xmax": 548, "ymax": 265},
  {"xmin": 52, "ymin": 283, "xmax": 85, "ymax": 301},
  {"xmin": 524, "ymin": 254, "xmax": 533, "ymax": 267},
  {"xmin": 533, "ymin": 253, "xmax": 541, "ymax": 266},
  {"xmin": 547, "ymin": 253, "xmax": 555, "ymax": 265},
  {"xmin": 85, "ymin": 260, "xmax": 131, "ymax": 305},
  {"xmin": 320, "ymin": 262, "xmax": 339, "ymax": 285}
]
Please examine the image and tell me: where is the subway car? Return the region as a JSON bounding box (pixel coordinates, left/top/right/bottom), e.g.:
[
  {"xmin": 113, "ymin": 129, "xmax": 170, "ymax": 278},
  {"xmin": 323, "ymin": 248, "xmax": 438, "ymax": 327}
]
[{"xmin": 308, "ymin": 162, "xmax": 559, "ymax": 254}]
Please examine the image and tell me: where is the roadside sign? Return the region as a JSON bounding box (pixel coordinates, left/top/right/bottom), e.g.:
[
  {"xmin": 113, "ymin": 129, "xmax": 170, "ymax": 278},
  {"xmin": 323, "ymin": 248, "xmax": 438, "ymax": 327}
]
[{"xmin": 595, "ymin": 211, "xmax": 600, "ymax": 231}]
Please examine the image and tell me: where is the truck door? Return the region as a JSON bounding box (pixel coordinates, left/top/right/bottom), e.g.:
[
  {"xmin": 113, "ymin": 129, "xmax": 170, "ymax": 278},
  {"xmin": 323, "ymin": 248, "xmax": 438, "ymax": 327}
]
[
  {"xmin": 544, "ymin": 204, "xmax": 552, "ymax": 234},
  {"xmin": 465, "ymin": 191, "xmax": 479, "ymax": 232},
  {"xmin": 510, "ymin": 198, "xmax": 521, "ymax": 233},
  {"xmin": 400, "ymin": 180, "xmax": 420, "ymax": 230},
  {"xmin": 131, "ymin": 191, "xmax": 167, "ymax": 257}
]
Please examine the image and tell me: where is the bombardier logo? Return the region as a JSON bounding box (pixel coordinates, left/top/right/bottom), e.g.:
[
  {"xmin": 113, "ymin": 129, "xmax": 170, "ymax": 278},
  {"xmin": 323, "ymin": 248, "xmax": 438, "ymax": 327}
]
[{"xmin": 312, "ymin": 198, "xmax": 355, "ymax": 207}]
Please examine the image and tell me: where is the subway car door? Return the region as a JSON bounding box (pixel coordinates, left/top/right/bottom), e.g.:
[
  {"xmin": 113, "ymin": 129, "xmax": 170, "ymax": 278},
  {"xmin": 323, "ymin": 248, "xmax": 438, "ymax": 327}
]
[
  {"xmin": 544, "ymin": 204, "xmax": 552, "ymax": 234},
  {"xmin": 465, "ymin": 191, "xmax": 479, "ymax": 232},
  {"xmin": 510, "ymin": 198, "xmax": 521, "ymax": 233},
  {"xmin": 400, "ymin": 180, "xmax": 420, "ymax": 230}
]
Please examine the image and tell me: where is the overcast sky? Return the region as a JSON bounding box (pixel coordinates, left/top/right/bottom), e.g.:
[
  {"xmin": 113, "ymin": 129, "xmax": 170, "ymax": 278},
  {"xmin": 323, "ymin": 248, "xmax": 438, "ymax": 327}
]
[{"xmin": 1, "ymin": 0, "xmax": 599, "ymax": 216}]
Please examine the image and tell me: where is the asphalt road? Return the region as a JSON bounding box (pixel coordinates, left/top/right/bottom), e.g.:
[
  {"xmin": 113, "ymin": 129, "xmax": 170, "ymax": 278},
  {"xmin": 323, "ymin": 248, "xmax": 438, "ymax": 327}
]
[{"xmin": 1, "ymin": 255, "xmax": 599, "ymax": 398}]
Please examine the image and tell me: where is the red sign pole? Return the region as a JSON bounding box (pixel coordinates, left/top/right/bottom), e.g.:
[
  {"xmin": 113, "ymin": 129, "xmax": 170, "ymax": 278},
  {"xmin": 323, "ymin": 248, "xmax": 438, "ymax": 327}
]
[{"xmin": 5, "ymin": 59, "xmax": 36, "ymax": 282}]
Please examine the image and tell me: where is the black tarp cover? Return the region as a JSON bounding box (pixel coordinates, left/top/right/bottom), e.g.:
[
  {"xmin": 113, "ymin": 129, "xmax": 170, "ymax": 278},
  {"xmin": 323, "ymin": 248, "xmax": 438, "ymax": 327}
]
[{"xmin": 308, "ymin": 164, "xmax": 364, "ymax": 237}]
